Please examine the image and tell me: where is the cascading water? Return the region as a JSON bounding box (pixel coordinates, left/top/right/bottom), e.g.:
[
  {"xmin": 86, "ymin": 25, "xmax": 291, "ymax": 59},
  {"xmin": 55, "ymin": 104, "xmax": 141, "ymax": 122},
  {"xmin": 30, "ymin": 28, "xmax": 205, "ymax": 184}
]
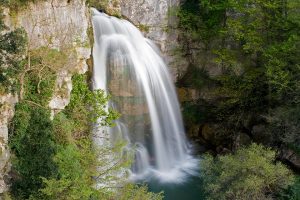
[{"xmin": 92, "ymin": 9, "xmax": 198, "ymax": 183}]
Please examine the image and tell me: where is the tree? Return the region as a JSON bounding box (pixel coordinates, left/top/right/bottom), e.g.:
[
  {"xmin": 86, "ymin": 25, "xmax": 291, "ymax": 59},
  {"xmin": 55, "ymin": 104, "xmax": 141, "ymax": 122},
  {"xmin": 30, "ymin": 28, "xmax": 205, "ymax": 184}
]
[
  {"xmin": 9, "ymin": 103, "xmax": 57, "ymax": 199},
  {"xmin": 40, "ymin": 141, "xmax": 119, "ymax": 200},
  {"xmin": 201, "ymin": 144, "xmax": 295, "ymax": 200}
]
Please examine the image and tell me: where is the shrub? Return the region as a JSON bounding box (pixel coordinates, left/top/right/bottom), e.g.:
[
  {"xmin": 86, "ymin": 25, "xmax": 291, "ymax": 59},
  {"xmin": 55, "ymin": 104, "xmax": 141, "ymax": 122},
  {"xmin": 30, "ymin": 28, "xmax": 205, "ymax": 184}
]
[{"xmin": 201, "ymin": 143, "xmax": 295, "ymax": 200}]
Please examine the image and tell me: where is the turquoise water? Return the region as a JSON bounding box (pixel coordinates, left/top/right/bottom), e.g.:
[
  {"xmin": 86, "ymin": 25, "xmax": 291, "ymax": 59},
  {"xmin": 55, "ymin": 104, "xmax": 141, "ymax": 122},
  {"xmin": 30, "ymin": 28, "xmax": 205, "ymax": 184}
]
[{"xmin": 147, "ymin": 173, "xmax": 206, "ymax": 200}]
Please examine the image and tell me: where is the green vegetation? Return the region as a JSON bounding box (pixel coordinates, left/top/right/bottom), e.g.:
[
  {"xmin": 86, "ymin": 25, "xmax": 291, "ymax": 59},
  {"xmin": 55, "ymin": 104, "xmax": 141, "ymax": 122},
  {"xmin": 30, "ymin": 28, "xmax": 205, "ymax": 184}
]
[
  {"xmin": 40, "ymin": 140, "xmax": 123, "ymax": 199},
  {"xmin": 137, "ymin": 24, "xmax": 150, "ymax": 33},
  {"xmin": 177, "ymin": 0, "xmax": 300, "ymax": 150},
  {"xmin": 8, "ymin": 46, "xmax": 59, "ymax": 199},
  {"xmin": 4, "ymin": 42, "xmax": 161, "ymax": 199},
  {"xmin": 0, "ymin": 1, "xmax": 27, "ymax": 94},
  {"xmin": 176, "ymin": 0, "xmax": 300, "ymax": 199},
  {"xmin": 0, "ymin": 0, "xmax": 47, "ymax": 11},
  {"xmin": 86, "ymin": 0, "xmax": 121, "ymax": 18},
  {"xmin": 65, "ymin": 74, "xmax": 119, "ymax": 126},
  {"xmin": 86, "ymin": 0, "xmax": 109, "ymax": 10},
  {"xmin": 9, "ymin": 103, "xmax": 57, "ymax": 199},
  {"xmin": 39, "ymin": 73, "xmax": 121, "ymax": 199},
  {"xmin": 9, "ymin": 70, "xmax": 163, "ymax": 199},
  {"xmin": 201, "ymin": 144, "xmax": 295, "ymax": 200},
  {"xmin": 116, "ymin": 184, "xmax": 163, "ymax": 200}
]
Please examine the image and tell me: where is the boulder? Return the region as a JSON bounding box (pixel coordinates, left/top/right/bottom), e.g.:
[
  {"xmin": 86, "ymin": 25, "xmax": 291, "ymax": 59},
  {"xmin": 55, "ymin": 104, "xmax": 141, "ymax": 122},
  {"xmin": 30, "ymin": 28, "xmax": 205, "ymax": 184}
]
[{"xmin": 187, "ymin": 124, "xmax": 201, "ymax": 138}]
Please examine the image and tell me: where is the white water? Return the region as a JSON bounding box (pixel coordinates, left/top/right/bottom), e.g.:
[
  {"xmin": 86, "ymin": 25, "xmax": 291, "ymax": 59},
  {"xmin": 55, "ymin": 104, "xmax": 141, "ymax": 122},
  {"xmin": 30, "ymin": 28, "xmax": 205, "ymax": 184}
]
[{"xmin": 92, "ymin": 9, "xmax": 198, "ymax": 183}]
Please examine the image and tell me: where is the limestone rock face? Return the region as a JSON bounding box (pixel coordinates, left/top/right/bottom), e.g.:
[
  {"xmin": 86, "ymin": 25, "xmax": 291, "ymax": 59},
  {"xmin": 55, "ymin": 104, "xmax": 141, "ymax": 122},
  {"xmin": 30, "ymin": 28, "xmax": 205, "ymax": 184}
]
[
  {"xmin": 12, "ymin": 0, "xmax": 91, "ymax": 112},
  {"xmin": 0, "ymin": 0, "xmax": 91, "ymax": 194},
  {"xmin": 119, "ymin": 0, "xmax": 187, "ymax": 80},
  {"xmin": 48, "ymin": 70, "xmax": 73, "ymax": 117},
  {"xmin": 5, "ymin": 0, "xmax": 90, "ymax": 113},
  {"xmin": 0, "ymin": 94, "xmax": 18, "ymax": 194},
  {"xmin": 280, "ymin": 148, "xmax": 300, "ymax": 172},
  {"xmin": 177, "ymin": 87, "xmax": 200, "ymax": 102},
  {"xmin": 10, "ymin": 0, "xmax": 91, "ymax": 115},
  {"xmin": 7, "ymin": 0, "xmax": 90, "ymax": 50}
]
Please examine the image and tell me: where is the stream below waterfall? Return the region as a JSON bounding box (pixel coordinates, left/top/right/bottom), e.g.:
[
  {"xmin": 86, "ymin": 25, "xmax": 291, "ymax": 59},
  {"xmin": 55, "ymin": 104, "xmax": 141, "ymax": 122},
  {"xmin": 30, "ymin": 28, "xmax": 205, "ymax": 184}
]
[{"xmin": 147, "ymin": 172, "xmax": 205, "ymax": 200}]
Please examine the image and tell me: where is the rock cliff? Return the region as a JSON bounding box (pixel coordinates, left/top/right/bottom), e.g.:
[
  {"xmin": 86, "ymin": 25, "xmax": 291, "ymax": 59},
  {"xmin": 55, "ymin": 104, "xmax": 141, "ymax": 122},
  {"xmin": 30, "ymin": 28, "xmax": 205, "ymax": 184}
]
[{"xmin": 119, "ymin": 0, "xmax": 186, "ymax": 79}]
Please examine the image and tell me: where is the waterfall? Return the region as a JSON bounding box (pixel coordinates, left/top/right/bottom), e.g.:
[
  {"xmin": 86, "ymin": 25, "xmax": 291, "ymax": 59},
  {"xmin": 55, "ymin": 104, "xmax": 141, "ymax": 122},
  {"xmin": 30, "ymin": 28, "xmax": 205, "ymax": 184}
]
[{"xmin": 92, "ymin": 9, "xmax": 198, "ymax": 183}]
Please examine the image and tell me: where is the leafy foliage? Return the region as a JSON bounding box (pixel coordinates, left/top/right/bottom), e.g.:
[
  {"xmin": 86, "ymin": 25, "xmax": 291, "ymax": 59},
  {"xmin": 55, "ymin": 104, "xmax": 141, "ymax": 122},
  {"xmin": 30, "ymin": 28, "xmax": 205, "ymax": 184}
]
[
  {"xmin": 266, "ymin": 105, "xmax": 300, "ymax": 148},
  {"xmin": 0, "ymin": 5, "xmax": 27, "ymax": 94},
  {"xmin": 39, "ymin": 74, "xmax": 160, "ymax": 200},
  {"xmin": 66, "ymin": 74, "xmax": 119, "ymax": 127},
  {"xmin": 86, "ymin": 0, "xmax": 109, "ymax": 10},
  {"xmin": 86, "ymin": 0, "xmax": 121, "ymax": 17},
  {"xmin": 176, "ymin": 4, "xmax": 300, "ymax": 199},
  {"xmin": 177, "ymin": 0, "xmax": 226, "ymax": 44},
  {"xmin": 176, "ymin": 0, "xmax": 300, "ymax": 150},
  {"xmin": 5, "ymin": 0, "xmax": 47, "ymax": 10},
  {"xmin": 39, "ymin": 73, "xmax": 124, "ymax": 200},
  {"xmin": 279, "ymin": 175, "xmax": 300, "ymax": 200},
  {"xmin": 8, "ymin": 46, "xmax": 59, "ymax": 198},
  {"xmin": 9, "ymin": 58, "xmax": 160, "ymax": 199},
  {"xmin": 9, "ymin": 103, "xmax": 57, "ymax": 199},
  {"xmin": 201, "ymin": 144, "xmax": 295, "ymax": 200},
  {"xmin": 41, "ymin": 141, "xmax": 112, "ymax": 200},
  {"xmin": 116, "ymin": 184, "xmax": 163, "ymax": 200}
]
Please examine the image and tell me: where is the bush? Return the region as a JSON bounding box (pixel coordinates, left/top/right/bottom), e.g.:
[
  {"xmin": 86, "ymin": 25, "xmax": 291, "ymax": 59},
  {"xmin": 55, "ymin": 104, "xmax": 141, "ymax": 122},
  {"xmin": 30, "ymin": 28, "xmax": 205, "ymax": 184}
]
[
  {"xmin": 41, "ymin": 142, "xmax": 107, "ymax": 200},
  {"xmin": 279, "ymin": 175, "xmax": 300, "ymax": 200},
  {"xmin": 116, "ymin": 184, "xmax": 163, "ymax": 200},
  {"xmin": 201, "ymin": 143, "xmax": 295, "ymax": 200}
]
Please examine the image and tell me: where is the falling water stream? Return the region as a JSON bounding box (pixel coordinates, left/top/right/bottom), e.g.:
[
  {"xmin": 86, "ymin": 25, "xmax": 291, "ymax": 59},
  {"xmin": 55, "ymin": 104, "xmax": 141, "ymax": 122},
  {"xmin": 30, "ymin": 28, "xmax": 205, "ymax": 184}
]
[{"xmin": 91, "ymin": 9, "xmax": 198, "ymax": 189}]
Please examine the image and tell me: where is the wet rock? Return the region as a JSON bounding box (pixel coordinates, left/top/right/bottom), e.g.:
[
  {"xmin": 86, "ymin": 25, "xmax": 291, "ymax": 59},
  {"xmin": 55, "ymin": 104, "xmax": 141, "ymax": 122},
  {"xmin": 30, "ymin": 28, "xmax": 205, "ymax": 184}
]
[
  {"xmin": 199, "ymin": 123, "xmax": 234, "ymax": 151},
  {"xmin": 236, "ymin": 132, "xmax": 252, "ymax": 147},
  {"xmin": 177, "ymin": 87, "xmax": 200, "ymax": 102},
  {"xmin": 202, "ymin": 124, "xmax": 215, "ymax": 142},
  {"xmin": 120, "ymin": 102, "xmax": 149, "ymax": 116},
  {"xmin": 216, "ymin": 146, "xmax": 231, "ymax": 155},
  {"xmin": 109, "ymin": 80, "xmax": 141, "ymax": 97},
  {"xmin": 187, "ymin": 124, "xmax": 201, "ymax": 138},
  {"xmin": 280, "ymin": 148, "xmax": 300, "ymax": 172},
  {"xmin": 251, "ymin": 124, "xmax": 268, "ymax": 143}
]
